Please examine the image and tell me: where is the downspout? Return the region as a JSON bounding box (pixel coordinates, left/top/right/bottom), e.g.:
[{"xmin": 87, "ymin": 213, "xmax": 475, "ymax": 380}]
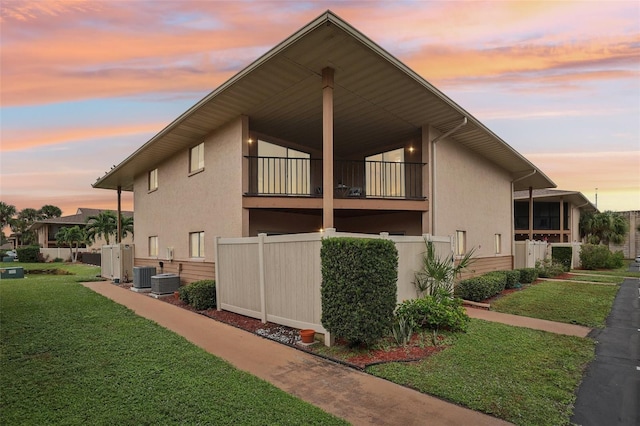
[
  {"xmin": 511, "ymin": 169, "xmax": 537, "ymax": 267},
  {"xmin": 431, "ymin": 117, "xmax": 467, "ymax": 234}
]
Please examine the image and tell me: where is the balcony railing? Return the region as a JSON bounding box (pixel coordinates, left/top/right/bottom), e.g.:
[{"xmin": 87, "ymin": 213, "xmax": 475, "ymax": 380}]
[{"xmin": 246, "ymin": 156, "xmax": 426, "ymax": 200}]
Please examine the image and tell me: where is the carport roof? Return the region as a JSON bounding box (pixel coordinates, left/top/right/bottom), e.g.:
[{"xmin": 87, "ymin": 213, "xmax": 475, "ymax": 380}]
[{"xmin": 93, "ymin": 10, "xmax": 555, "ymax": 192}]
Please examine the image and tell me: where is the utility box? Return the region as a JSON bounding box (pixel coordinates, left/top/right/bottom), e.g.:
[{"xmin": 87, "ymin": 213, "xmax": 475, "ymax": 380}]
[
  {"xmin": 0, "ymin": 267, "xmax": 24, "ymax": 279},
  {"xmin": 133, "ymin": 266, "xmax": 156, "ymax": 289},
  {"xmin": 101, "ymin": 244, "xmax": 134, "ymax": 283},
  {"xmin": 151, "ymin": 273, "xmax": 180, "ymax": 295}
]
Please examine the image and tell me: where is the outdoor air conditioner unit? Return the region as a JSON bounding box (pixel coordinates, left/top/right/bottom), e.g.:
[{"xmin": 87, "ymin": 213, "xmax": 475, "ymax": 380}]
[
  {"xmin": 151, "ymin": 273, "xmax": 180, "ymax": 295},
  {"xmin": 133, "ymin": 266, "xmax": 156, "ymax": 289}
]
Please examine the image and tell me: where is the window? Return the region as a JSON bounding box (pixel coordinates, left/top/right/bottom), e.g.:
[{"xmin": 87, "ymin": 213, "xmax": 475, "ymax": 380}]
[
  {"xmin": 495, "ymin": 234, "xmax": 502, "ymax": 254},
  {"xmin": 190, "ymin": 142, "xmax": 204, "ymax": 172},
  {"xmin": 190, "ymin": 231, "xmax": 204, "ymax": 258},
  {"xmin": 257, "ymin": 140, "xmax": 310, "ymax": 195},
  {"xmin": 148, "ymin": 169, "xmax": 158, "ymax": 191},
  {"xmin": 455, "ymin": 230, "xmax": 466, "ymax": 256},
  {"xmin": 366, "ymin": 148, "xmax": 405, "ymax": 197},
  {"xmin": 149, "ymin": 236, "xmax": 158, "ymax": 257}
]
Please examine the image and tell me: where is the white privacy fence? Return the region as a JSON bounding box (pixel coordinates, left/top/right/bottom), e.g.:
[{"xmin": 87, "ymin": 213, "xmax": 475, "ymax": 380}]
[
  {"xmin": 214, "ymin": 229, "xmax": 453, "ymax": 342},
  {"xmin": 514, "ymin": 240, "xmax": 549, "ymax": 269},
  {"xmin": 514, "ymin": 240, "xmax": 582, "ymax": 269}
]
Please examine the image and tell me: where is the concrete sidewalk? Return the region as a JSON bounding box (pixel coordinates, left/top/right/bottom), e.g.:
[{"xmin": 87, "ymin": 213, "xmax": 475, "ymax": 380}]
[
  {"xmin": 84, "ymin": 281, "xmax": 510, "ymax": 426},
  {"xmin": 465, "ymin": 307, "xmax": 591, "ymax": 337}
]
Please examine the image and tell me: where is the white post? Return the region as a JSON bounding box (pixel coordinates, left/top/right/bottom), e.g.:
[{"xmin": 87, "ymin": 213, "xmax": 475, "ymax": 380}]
[
  {"xmin": 258, "ymin": 233, "xmax": 267, "ymax": 323},
  {"xmin": 214, "ymin": 236, "xmax": 222, "ymax": 311}
]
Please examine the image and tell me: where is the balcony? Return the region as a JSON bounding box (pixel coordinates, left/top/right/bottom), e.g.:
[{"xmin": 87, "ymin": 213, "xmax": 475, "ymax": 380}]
[{"xmin": 245, "ymin": 157, "xmax": 426, "ymax": 200}]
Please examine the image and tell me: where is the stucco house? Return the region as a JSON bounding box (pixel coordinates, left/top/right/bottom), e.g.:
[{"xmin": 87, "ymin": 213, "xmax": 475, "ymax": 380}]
[
  {"xmin": 29, "ymin": 208, "xmax": 134, "ymax": 250},
  {"xmin": 93, "ymin": 11, "xmax": 554, "ymax": 283},
  {"xmin": 513, "ymin": 189, "xmax": 597, "ymax": 243}
]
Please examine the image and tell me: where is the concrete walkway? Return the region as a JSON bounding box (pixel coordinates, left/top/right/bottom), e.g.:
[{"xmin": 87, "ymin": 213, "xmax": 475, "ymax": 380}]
[
  {"xmin": 465, "ymin": 307, "xmax": 591, "ymax": 337},
  {"xmin": 84, "ymin": 281, "xmax": 510, "ymax": 426}
]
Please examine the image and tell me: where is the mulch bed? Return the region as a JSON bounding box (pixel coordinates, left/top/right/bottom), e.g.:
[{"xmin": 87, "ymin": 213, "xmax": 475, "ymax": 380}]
[{"xmin": 147, "ymin": 289, "xmax": 442, "ymax": 369}]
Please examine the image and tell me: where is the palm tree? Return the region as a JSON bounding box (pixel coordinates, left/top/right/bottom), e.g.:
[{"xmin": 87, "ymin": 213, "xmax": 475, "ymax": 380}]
[
  {"xmin": 413, "ymin": 239, "xmax": 475, "ymax": 298},
  {"xmin": 579, "ymin": 210, "xmax": 629, "ymax": 245},
  {"xmin": 56, "ymin": 226, "xmax": 86, "ymax": 262},
  {"xmin": 120, "ymin": 215, "xmax": 134, "ymax": 241},
  {"xmin": 0, "ymin": 201, "xmax": 17, "ymax": 230},
  {"xmin": 85, "ymin": 211, "xmax": 117, "ymax": 245},
  {"xmin": 0, "ymin": 202, "xmax": 17, "ymax": 245},
  {"xmin": 10, "ymin": 208, "xmax": 39, "ymax": 246}
]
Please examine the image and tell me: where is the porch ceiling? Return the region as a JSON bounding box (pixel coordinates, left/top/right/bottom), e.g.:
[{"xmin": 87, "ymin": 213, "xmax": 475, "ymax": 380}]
[{"xmin": 94, "ymin": 11, "xmax": 555, "ymax": 192}]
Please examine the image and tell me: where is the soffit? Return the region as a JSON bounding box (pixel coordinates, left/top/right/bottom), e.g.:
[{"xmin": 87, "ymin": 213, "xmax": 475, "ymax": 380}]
[{"xmin": 94, "ymin": 11, "xmax": 554, "ymax": 192}]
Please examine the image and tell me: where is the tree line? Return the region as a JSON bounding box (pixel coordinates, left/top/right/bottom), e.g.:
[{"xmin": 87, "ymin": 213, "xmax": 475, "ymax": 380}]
[{"xmin": 1, "ymin": 201, "xmax": 133, "ymax": 262}]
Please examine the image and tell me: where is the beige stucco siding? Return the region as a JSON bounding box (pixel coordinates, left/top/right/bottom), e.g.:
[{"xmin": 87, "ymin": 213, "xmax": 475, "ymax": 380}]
[
  {"xmin": 434, "ymin": 136, "xmax": 513, "ymax": 259},
  {"xmin": 134, "ymin": 117, "xmax": 245, "ymax": 263}
]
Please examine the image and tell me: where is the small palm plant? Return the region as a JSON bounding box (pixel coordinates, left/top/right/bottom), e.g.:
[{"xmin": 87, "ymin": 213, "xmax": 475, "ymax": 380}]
[{"xmin": 413, "ymin": 239, "xmax": 475, "ymax": 298}]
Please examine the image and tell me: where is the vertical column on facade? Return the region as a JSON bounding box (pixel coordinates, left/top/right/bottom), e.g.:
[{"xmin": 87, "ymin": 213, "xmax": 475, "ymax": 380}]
[
  {"xmin": 421, "ymin": 125, "xmax": 432, "ymax": 234},
  {"xmin": 117, "ymin": 186, "xmax": 122, "ymax": 244},
  {"xmin": 559, "ymin": 197, "xmax": 565, "ymax": 242},
  {"xmin": 528, "ymin": 187, "xmax": 533, "ymax": 240},
  {"xmin": 241, "ymin": 115, "xmax": 250, "ymax": 237},
  {"xmin": 322, "ymin": 67, "xmax": 335, "ymax": 230}
]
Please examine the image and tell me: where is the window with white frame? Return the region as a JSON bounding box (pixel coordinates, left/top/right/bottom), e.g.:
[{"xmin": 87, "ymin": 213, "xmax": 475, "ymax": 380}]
[
  {"xmin": 148, "ymin": 168, "xmax": 158, "ymax": 191},
  {"xmin": 365, "ymin": 148, "xmax": 405, "ymax": 197},
  {"xmin": 190, "ymin": 231, "xmax": 204, "ymax": 258},
  {"xmin": 189, "ymin": 142, "xmax": 204, "ymax": 173},
  {"xmin": 455, "ymin": 230, "xmax": 466, "ymax": 256},
  {"xmin": 149, "ymin": 236, "xmax": 158, "ymax": 257},
  {"xmin": 495, "ymin": 233, "xmax": 502, "ymax": 254}
]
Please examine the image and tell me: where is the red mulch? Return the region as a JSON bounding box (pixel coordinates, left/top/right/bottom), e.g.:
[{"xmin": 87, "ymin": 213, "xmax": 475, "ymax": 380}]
[{"xmin": 155, "ymin": 291, "xmax": 442, "ymax": 369}]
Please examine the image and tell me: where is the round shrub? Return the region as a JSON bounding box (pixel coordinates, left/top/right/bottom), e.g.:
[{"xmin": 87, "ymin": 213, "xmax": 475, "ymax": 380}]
[
  {"xmin": 454, "ymin": 274, "xmax": 505, "ymax": 302},
  {"xmin": 517, "ymin": 268, "xmax": 538, "ymax": 284},
  {"xmin": 395, "ymin": 294, "xmax": 469, "ymax": 332},
  {"xmin": 184, "ymin": 280, "xmax": 216, "ymax": 310}
]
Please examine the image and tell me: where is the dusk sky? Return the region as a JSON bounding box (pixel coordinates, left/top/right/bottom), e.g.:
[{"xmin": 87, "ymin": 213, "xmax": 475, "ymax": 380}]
[{"xmin": 1, "ymin": 0, "xmax": 639, "ymax": 219}]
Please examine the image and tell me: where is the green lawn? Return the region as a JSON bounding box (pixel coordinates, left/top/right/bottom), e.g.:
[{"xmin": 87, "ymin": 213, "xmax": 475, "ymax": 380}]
[
  {"xmin": 561, "ymin": 273, "xmax": 623, "ymax": 284},
  {"xmin": 368, "ymin": 320, "xmax": 594, "ymax": 426},
  {"xmin": 491, "ymin": 280, "xmax": 619, "ymax": 327},
  {"xmin": 0, "ymin": 268, "xmax": 346, "ymax": 425},
  {"xmin": 572, "ymin": 260, "xmax": 640, "ymax": 278}
]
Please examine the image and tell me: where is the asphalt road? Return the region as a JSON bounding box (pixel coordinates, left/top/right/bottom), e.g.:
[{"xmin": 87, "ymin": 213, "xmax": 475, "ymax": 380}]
[{"xmin": 571, "ymin": 277, "xmax": 640, "ymax": 426}]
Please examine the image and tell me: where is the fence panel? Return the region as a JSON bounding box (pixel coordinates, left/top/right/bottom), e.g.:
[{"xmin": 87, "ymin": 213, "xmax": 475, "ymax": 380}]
[{"xmin": 214, "ymin": 231, "xmax": 453, "ymax": 338}]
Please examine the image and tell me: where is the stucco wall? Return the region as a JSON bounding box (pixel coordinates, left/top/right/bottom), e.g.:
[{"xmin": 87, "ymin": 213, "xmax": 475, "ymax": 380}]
[
  {"xmin": 434, "ymin": 136, "xmax": 513, "ymax": 260},
  {"xmin": 134, "ymin": 117, "xmax": 245, "ymax": 263}
]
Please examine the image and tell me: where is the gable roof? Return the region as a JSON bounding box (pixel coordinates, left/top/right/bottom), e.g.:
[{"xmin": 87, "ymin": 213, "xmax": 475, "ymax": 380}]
[
  {"xmin": 93, "ymin": 10, "xmax": 555, "ymax": 192},
  {"xmin": 28, "ymin": 208, "xmax": 134, "ymax": 231},
  {"xmin": 514, "ymin": 189, "xmax": 597, "ymax": 212}
]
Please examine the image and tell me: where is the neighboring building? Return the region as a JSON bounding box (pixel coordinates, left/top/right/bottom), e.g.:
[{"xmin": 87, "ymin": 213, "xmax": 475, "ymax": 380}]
[
  {"xmin": 93, "ymin": 11, "xmax": 555, "ymax": 283},
  {"xmin": 609, "ymin": 210, "xmax": 640, "ymax": 259},
  {"xmin": 513, "ymin": 189, "xmax": 597, "ymax": 243},
  {"xmin": 29, "ymin": 207, "xmax": 134, "ymax": 250}
]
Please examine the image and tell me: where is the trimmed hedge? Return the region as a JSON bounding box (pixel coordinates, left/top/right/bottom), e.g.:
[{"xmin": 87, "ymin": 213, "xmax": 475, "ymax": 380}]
[
  {"xmin": 321, "ymin": 237, "xmax": 398, "ymax": 346},
  {"xmin": 552, "ymin": 246, "xmax": 573, "ymax": 271},
  {"xmin": 518, "ymin": 268, "xmax": 538, "ymax": 284},
  {"xmin": 580, "ymin": 244, "xmax": 624, "ymax": 270},
  {"xmin": 16, "ymin": 246, "xmax": 41, "ymax": 263},
  {"xmin": 454, "ymin": 274, "xmax": 506, "ymax": 302},
  {"xmin": 395, "ymin": 294, "xmax": 469, "ymax": 332},
  {"xmin": 180, "ymin": 280, "xmax": 216, "ymax": 310}
]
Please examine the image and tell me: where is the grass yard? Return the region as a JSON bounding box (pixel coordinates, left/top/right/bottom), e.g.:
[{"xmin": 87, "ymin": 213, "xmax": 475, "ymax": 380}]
[
  {"xmin": 491, "ymin": 280, "xmax": 619, "ymax": 328},
  {"xmin": 561, "ymin": 273, "xmax": 623, "ymax": 284},
  {"xmin": 572, "ymin": 260, "xmax": 640, "ymax": 279},
  {"xmin": 0, "ymin": 267, "xmax": 346, "ymax": 425},
  {"xmin": 368, "ymin": 320, "xmax": 594, "ymax": 426}
]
